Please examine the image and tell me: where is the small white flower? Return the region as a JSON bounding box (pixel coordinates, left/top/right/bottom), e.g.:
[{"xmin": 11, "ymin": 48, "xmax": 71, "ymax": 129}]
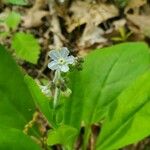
[
  {"xmin": 40, "ymin": 85, "xmax": 51, "ymax": 97},
  {"xmin": 48, "ymin": 47, "xmax": 75, "ymax": 72}
]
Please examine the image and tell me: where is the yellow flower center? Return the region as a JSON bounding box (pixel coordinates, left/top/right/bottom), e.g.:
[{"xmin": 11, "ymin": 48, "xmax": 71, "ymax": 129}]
[{"xmin": 58, "ymin": 58, "xmax": 65, "ymax": 65}]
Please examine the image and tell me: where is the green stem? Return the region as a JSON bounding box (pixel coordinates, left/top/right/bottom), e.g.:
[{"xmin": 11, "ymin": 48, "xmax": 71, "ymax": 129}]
[
  {"xmin": 53, "ymin": 87, "xmax": 59, "ymax": 109},
  {"xmin": 53, "ymin": 70, "xmax": 61, "ymax": 109}
]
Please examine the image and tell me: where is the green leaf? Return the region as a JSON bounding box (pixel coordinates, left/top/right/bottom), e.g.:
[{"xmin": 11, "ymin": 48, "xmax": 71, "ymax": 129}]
[
  {"xmin": 64, "ymin": 42, "xmax": 150, "ymax": 130},
  {"xmin": 0, "ymin": 45, "xmax": 36, "ymax": 129},
  {"xmin": 4, "ymin": 0, "xmax": 28, "ymax": 5},
  {"xmin": 5, "ymin": 11, "xmax": 21, "ymax": 30},
  {"xmin": 24, "ymin": 75, "xmax": 56, "ymax": 128},
  {"xmin": 47, "ymin": 125, "xmax": 78, "ymax": 150},
  {"xmin": 96, "ymin": 70, "xmax": 150, "ymax": 150},
  {"xmin": 0, "ymin": 127, "xmax": 42, "ymax": 150},
  {"xmin": 12, "ymin": 32, "xmax": 41, "ymax": 64}
]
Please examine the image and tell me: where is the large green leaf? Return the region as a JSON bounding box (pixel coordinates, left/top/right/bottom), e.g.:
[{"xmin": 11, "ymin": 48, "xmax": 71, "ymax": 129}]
[
  {"xmin": 0, "ymin": 127, "xmax": 42, "ymax": 150},
  {"xmin": 64, "ymin": 42, "xmax": 150, "ymax": 129},
  {"xmin": 12, "ymin": 32, "xmax": 41, "ymax": 64},
  {"xmin": 96, "ymin": 70, "xmax": 150, "ymax": 150},
  {"xmin": 0, "ymin": 45, "xmax": 36, "ymax": 129}
]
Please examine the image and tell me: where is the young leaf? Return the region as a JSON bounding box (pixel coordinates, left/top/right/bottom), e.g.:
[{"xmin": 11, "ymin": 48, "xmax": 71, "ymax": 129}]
[
  {"xmin": 0, "ymin": 127, "xmax": 42, "ymax": 150},
  {"xmin": 47, "ymin": 125, "xmax": 78, "ymax": 150},
  {"xmin": 0, "ymin": 45, "xmax": 36, "ymax": 129},
  {"xmin": 96, "ymin": 70, "xmax": 150, "ymax": 150},
  {"xmin": 12, "ymin": 32, "xmax": 41, "ymax": 64},
  {"xmin": 5, "ymin": 11, "xmax": 21, "ymax": 30},
  {"xmin": 64, "ymin": 42, "xmax": 150, "ymax": 130},
  {"xmin": 4, "ymin": 0, "xmax": 28, "ymax": 5}
]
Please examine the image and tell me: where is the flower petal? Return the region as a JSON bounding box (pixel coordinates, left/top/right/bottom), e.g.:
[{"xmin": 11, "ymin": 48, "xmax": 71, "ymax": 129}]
[
  {"xmin": 60, "ymin": 47, "xmax": 69, "ymax": 58},
  {"xmin": 48, "ymin": 50, "xmax": 60, "ymax": 60},
  {"xmin": 66, "ymin": 56, "xmax": 75, "ymax": 64},
  {"xmin": 60, "ymin": 65, "xmax": 69, "ymax": 72},
  {"xmin": 48, "ymin": 61, "xmax": 59, "ymax": 71}
]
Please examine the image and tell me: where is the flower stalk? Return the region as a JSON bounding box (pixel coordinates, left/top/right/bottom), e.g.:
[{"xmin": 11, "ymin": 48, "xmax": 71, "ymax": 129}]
[
  {"xmin": 47, "ymin": 47, "xmax": 75, "ymax": 109},
  {"xmin": 53, "ymin": 70, "xmax": 61, "ymax": 109}
]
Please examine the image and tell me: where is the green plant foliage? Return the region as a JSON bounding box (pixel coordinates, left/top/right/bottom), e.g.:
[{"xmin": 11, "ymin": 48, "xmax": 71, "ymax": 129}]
[
  {"xmin": 24, "ymin": 75, "xmax": 56, "ymax": 128},
  {"xmin": 0, "ymin": 45, "xmax": 36, "ymax": 129},
  {"xmin": 96, "ymin": 70, "xmax": 150, "ymax": 150},
  {"xmin": 1, "ymin": 41, "xmax": 150, "ymax": 149},
  {"xmin": 47, "ymin": 125, "xmax": 78, "ymax": 150},
  {"xmin": 111, "ymin": 27, "xmax": 132, "ymax": 42},
  {"xmin": 0, "ymin": 45, "xmax": 42, "ymax": 149},
  {"xmin": 64, "ymin": 42, "xmax": 150, "ymax": 130},
  {"xmin": 0, "ymin": 127, "xmax": 42, "ymax": 150},
  {"xmin": 12, "ymin": 32, "xmax": 41, "ymax": 64},
  {"xmin": 5, "ymin": 11, "xmax": 21, "ymax": 30},
  {"xmin": 4, "ymin": 0, "xmax": 28, "ymax": 5}
]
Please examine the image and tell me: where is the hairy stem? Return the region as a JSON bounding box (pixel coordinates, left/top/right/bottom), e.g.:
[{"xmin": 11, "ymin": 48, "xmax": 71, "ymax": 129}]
[
  {"xmin": 53, "ymin": 87, "xmax": 60, "ymax": 109},
  {"xmin": 53, "ymin": 70, "xmax": 61, "ymax": 109}
]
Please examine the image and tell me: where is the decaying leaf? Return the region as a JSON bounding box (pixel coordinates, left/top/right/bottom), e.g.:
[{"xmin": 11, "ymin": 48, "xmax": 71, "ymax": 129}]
[
  {"xmin": 127, "ymin": 14, "xmax": 150, "ymax": 38},
  {"xmin": 143, "ymin": 4, "xmax": 150, "ymax": 15},
  {"xmin": 78, "ymin": 24, "xmax": 107, "ymax": 47},
  {"xmin": 113, "ymin": 19, "xmax": 126, "ymax": 30},
  {"xmin": 22, "ymin": 0, "xmax": 49, "ymax": 28},
  {"xmin": 66, "ymin": 1, "xmax": 119, "ymax": 32},
  {"xmin": 64, "ymin": 1, "xmax": 119, "ymax": 48},
  {"xmin": 125, "ymin": 0, "xmax": 147, "ymax": 14}
]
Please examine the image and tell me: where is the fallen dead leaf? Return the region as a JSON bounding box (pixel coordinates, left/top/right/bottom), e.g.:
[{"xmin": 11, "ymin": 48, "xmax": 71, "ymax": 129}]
[
  {"xmin": 78, "ymin": 23, "xmax": 107, "ymax": 47},
  {"xmin": 66, "ymin": 1, "xmax": 119, "ymax": 32},
  {"xmin": 113, "ymin": 19, "xmax": 126, "ymax": 30},
  {"xmin": 143, "ymin": 4, "xmax": 150, "ymax": 15},
  {"xmin": 65, "ymin": 1, "xmax": 118, "ymax": 48},
  {"xmin": 22, "ymin": 0, "xmax": 49, "ymax": 28},
  {"xmin": 127, "ymin": 14, "xmax": 150, "ymax": 38},
  {"xmin": 125, "ymin": 0, "xmax": 147, "ymax": 14}
]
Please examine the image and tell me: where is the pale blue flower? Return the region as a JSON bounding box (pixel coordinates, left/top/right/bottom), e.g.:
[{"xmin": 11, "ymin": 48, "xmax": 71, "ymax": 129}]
[{"xmin": 48, "ymin": 47, "xmax": 75, "ymax": 72}]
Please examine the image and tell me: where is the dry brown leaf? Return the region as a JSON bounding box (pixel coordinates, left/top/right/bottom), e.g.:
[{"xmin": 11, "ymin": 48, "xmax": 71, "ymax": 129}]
[
  {"xmin": 143, "ymin": 4, "xmax": 150, "ymax": 15},
  {"xmin": 66, "ymin": 1, "xmax": 119, "ymax": 32},
  {"xmin": 113, "ymin": 19, "xmax": 126, "ymax": 30},
  {"xmin": 127, "ymin": 14, "xmax": 150, "ymax": 38},
  {"xmin": 22, "ymin": 0, "xmax": 49, "ymax": 28},
  {"xmin": 78, "ymin": 23, "xmax": 107, "ymax": 47},
  {"xmin": 22, "ymin": 11, "xmax": 49, "ymax": 28},
  {"xmin": 125, "ymin": 0, "xmax": 146, "ymax": 14}
]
